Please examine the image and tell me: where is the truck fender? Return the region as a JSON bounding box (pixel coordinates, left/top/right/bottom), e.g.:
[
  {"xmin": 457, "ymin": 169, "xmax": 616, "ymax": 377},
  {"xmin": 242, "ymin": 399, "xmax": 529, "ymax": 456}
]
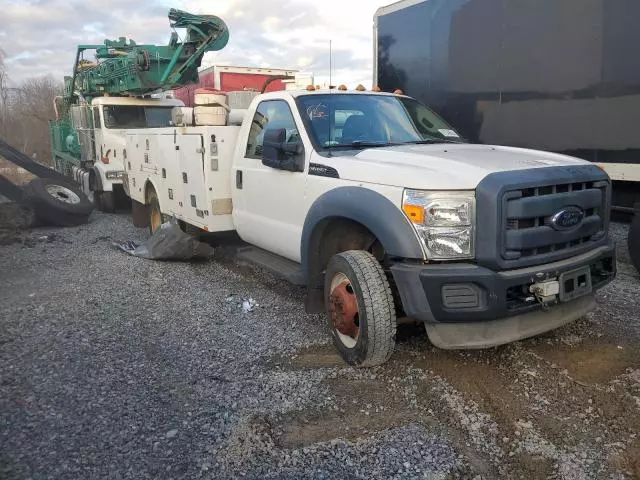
[
  {"xmin": 301, "ymin": 186, "xmax": 425, "ymax": 287},
  {"xmin": 89, "ymin": 166, "xmax": 104, "ymax": 192}
]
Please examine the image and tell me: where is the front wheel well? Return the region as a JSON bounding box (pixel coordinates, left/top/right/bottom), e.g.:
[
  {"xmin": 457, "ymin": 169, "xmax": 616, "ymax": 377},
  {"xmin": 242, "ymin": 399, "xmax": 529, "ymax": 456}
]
[
  {"xmin": 88, "ymin": 167, "xmax": 104, "ymax": 193},
  {"xmin": 305, "ymin": 217, "xmax": 389, "ymax": 313}
]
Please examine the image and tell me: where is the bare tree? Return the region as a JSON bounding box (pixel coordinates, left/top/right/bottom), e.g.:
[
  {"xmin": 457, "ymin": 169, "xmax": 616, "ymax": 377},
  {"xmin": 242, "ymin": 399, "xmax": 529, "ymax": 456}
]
[
  {"xmin": 0, "ymin": 48, "xmax": 10, "ymax": 143},
  {"xmin": 12, "ymin": 77, "xmax": 62, "ymax": 161},
  {"xmin": 0, "ymin": 51, "xmax": 63, "ymax": 166}
]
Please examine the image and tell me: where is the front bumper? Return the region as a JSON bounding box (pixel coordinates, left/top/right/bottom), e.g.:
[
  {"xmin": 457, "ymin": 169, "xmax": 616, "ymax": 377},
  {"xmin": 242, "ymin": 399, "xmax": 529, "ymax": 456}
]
[{"xmin": 390, "ymin": 242, "xmax": 616, "ymax": 326}]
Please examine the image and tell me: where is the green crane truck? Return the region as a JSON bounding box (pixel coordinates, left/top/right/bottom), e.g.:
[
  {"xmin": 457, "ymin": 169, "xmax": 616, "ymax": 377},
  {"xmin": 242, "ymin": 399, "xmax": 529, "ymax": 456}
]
[{"xmin": 48, "ymin": 9, "xmax": 229, "ymax": 213}]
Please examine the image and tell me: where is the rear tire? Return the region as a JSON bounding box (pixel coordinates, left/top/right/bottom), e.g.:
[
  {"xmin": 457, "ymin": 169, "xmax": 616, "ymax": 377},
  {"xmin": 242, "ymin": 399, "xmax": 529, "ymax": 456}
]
[
  {"xmin": 101, "ymin": 191, "xmax": 115, "ymax": 213},
  {"xmin": 324, "ymin": 250, "xmax": 397, "ymax": 367},
  {"xmin": 148, "ymin": 188, "xmax": 167, "ymax": 234},
  {"xmin": 24, "ymin": 177, "xmax": 93, "ymax": 227},
  {"xmin": 94, "ymin": 191, "xmax": 115, "ymax": 213},
  {"xmin": 628, "ymin": 204, "xmax": 640, "ymax": 274}
]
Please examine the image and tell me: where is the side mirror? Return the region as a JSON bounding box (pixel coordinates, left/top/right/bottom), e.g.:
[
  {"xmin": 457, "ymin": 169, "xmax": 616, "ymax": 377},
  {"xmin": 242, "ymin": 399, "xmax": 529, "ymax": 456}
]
[{"xmin": 262, "ymin": 128, "xmax": 304, "ymax": 172}]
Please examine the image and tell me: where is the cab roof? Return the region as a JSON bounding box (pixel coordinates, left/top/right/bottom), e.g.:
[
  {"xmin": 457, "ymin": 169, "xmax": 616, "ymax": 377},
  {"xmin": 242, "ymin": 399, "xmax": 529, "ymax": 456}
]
[{"xmin": 258, "ymin": 89, "xmax": 410, "ymax": 101}]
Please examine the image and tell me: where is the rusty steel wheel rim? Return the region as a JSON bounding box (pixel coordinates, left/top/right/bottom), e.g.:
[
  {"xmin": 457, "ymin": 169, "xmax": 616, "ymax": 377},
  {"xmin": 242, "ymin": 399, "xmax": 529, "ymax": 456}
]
[
  {"xmin": 150, "ymin": 205, "xmax": 161, "ymax": 233},
  {"xmin": 329, "ymin": 272, "xmax": 360, "ymax": 349}
]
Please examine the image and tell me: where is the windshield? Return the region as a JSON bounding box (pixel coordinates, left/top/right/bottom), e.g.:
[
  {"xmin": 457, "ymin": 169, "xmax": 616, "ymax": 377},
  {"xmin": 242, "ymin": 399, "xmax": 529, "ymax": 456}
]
[
  {"xmin": 103, "ymin": 106, "xmax": 173, "ymax": 129},
  {"xmin": 296, "ymin": 94, "xmax": 463, "ymax": 150}
]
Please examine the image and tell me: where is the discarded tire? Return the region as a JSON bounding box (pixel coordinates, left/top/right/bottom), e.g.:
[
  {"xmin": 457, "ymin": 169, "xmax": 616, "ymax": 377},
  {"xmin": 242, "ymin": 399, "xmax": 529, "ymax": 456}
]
[
  {"xmin": 629, "ymin": 204, "xmax": 640, "ymax": 274},
  {"xmin": 23, "ymin": 177, "xmax": 93, "ymax": 227}
]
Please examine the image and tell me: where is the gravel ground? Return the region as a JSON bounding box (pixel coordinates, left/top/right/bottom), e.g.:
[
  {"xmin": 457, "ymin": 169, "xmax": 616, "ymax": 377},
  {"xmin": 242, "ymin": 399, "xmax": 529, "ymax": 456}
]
[{"xmin": 1, "ymin": 211, "xmax": 639, "ymax": 479}]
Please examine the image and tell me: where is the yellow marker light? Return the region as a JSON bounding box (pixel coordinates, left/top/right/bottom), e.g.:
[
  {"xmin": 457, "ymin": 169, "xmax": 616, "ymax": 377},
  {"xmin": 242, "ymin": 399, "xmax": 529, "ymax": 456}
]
[
  {"xmin": 338, "ymin": 84, "xmax": 347, "ymax": 91},
  {"xmin": 403, "ymin": 204, "xmax": 425, "ymax": 224},
  {"xmin": 355, "ymin": 84, "xmax": 366, "ymax": 91},
  {"xmin": 372, "ymin": 85, "xmax": 382, "ymax": 92},
  {"xmin": 394, "ymin": 88, "xmax": 404, "ymax": 95},
  {"xmin": 306, "ymin": 85, "xmax": 316, "ymax": 91}
]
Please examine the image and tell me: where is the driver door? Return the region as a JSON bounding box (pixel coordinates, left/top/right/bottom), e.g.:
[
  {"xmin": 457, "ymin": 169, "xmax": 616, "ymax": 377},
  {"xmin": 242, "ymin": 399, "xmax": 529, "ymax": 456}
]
[{"xmin": 233, "ymin": 99, "xmax": 308, "ymax": 262}]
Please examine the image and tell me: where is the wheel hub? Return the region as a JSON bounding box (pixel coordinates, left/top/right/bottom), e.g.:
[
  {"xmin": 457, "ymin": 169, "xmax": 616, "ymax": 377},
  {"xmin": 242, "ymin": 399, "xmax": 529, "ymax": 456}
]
[
  {"xmin": 46, "ymin": 185, "xmax": 81, "ymax": 205},
  {"xmin": 329, "ymin": 280, "xmax": 359, "ymax": 340}
]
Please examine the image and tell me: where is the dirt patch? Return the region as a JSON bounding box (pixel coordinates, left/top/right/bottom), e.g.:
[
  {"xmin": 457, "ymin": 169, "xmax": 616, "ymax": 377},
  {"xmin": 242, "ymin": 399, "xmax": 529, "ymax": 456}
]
[
  {"xmin": 413, "ymin": 349, "xmax": 529, "ymax": 426},
  {"xmin": 402, "ymin": 347, "xmax": 574, "ymax": 479},
  {"xmin": 392, "ymin": 340, "xmax": 640, "ymax": 478},
  {"xmin": 276, "ymin": 407, "xmax": 419, "ymax": 448},
  {"xmin": 219, "ymin": 414, "xmax": 277, "ymax": 468},
  {"xmin": 270, "ymin": 323, "xmax": 428, "ymax": 370},
  {"xmin": 535, "ymin": 342, "xmax": 640, "ymax": 385},
  {"xmin": 515, "ymin": 452, "xmax": 557, "ymax": 479},
  {"xmin": 0, "ymin": 202, "xmax": 36, "ymax": 245},
  {"xmin": 270, "ymin": 344, "xmax": 347, "ymax": 370},
  {"xmin": 608, "ymin": 438, "xmax": 640, "ymax": 479},
  {"xmin": 267, "ymin": 315, "xmax": 640, "ymax": 479},
  {"xmin": 274, "ymin": 376, "xmax": 426, "ymax": 448}
]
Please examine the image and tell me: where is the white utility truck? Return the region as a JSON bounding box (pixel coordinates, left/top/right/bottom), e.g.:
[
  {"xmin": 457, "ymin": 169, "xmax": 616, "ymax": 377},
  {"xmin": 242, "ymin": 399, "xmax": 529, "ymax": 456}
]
[{"xmin": 123, "ymin": 87, "xmax": 616, "ymax": 367}]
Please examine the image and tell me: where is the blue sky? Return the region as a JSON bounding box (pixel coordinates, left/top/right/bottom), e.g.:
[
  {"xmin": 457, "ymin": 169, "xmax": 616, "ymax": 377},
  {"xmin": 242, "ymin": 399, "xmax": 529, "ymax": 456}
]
[{"xmin": 0, "ymin": 0, "xmax": 386, "ymax": 88}]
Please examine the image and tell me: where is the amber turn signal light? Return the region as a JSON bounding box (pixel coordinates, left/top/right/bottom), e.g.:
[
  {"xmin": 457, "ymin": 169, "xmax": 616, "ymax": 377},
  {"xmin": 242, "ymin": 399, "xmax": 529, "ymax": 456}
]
[{"xmin": 402, "ymin": 204, "xmax": 425, "ymax": 224}]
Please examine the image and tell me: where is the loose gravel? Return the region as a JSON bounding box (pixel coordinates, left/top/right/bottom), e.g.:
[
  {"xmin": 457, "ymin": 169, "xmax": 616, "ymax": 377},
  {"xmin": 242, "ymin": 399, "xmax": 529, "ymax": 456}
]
[{"xmin": 1, "ymin": 211, "xmax": 639, "ymax": 479}]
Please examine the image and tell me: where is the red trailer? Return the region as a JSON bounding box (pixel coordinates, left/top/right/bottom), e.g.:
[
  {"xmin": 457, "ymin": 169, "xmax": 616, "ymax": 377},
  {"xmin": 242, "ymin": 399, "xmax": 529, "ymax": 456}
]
[{"xmin": 171, "ymin": 65, "xmax": 299, "ymax": 106}]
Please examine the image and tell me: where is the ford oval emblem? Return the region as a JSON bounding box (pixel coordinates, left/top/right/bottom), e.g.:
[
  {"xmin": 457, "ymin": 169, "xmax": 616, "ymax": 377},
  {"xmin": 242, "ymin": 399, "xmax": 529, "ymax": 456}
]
[{"xmin": 550, "ymin": 206, "xmax": 585, "ymax": 231}]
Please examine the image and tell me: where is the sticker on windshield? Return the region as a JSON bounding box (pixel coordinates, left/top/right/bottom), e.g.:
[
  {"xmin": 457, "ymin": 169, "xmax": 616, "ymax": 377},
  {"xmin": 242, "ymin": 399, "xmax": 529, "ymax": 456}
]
[
  {"xmin": 438, "ymin": 129, "xmax": 459, "ymax": 138},
  {"xmin": 306, "ymin": 103, "xmax": 328, "ymax": 120}
]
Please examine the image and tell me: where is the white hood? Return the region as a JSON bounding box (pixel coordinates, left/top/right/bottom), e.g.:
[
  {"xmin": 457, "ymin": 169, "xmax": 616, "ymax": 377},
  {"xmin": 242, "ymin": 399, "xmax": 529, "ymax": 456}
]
[{"xmin": 321, "ymin": 144, "xmax": 590, "ymax": 190}]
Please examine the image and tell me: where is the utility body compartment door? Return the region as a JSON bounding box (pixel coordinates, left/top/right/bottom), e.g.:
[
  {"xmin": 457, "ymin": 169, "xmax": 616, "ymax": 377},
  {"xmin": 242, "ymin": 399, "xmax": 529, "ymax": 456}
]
[{"xmin": 177, "ymin": 134, "xmax": 207, "ymax": 225}]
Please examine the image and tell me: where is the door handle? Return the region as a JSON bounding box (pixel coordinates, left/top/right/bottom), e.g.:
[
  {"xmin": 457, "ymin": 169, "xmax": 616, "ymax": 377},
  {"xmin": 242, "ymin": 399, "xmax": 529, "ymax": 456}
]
[{"xmin": 236, "ymin": 170, "xmax": 243, "ymax": 189}]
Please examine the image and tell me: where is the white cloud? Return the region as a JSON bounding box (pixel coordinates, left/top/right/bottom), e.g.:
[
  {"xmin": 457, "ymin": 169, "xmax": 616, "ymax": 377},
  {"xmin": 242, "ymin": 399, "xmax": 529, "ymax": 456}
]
[{"xmin": 0, "ymin": 0, "xmax": 384, "ymax": 88}]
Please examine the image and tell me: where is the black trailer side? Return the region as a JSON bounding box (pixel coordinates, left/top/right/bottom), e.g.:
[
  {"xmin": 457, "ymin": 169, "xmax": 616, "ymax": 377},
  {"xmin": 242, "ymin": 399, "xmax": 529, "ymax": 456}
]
[
  {"xmin": 374, "ymin": 0, "xmax": 640, "ymax": 208},
  {"xmin": 374, "ymin": 0, "xmax": 640, "ymax": 272}
]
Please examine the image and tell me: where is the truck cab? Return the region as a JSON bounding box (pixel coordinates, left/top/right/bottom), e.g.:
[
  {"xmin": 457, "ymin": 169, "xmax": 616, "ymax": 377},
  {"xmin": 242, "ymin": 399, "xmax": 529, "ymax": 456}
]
[
  {"xmin": 87, "ymin": 97, "xmax": 184, "ymax": 211},
  {"xmin": 126, "ymin": 89, "xmax": 616, "ymax": 367}
]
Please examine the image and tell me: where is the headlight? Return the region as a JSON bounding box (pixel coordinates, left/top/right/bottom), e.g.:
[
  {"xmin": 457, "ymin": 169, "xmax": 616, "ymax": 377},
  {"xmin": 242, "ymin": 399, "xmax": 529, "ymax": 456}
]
[
  {"xmin": 402, "ymin": 190, "xmax": 475, "ymax": 260},
  {"xmin": 106, "ymin": 171, "xmax": 124, "ymax": 180}
]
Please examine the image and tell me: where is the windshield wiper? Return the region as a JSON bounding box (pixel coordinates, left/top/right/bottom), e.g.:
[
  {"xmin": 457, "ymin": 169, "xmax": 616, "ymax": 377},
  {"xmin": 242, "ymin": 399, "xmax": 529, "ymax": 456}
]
[
  {"xmin": 405, "ymin": 137, "xmax": 462, "ymax": 145},
  {"xmin": 326, "ymin": 141, "xmax": 399, "ymax": 150}
]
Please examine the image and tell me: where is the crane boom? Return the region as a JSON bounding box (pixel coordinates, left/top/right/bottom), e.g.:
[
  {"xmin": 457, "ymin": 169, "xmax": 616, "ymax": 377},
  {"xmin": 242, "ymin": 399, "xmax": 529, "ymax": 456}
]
[
  {"xmin": 67, "ymin": 8, "xmax": 229, "ymax": 99},
  {"xmin": 48, "ymin": 8, "xmax": 231, "ymax": 188}
]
